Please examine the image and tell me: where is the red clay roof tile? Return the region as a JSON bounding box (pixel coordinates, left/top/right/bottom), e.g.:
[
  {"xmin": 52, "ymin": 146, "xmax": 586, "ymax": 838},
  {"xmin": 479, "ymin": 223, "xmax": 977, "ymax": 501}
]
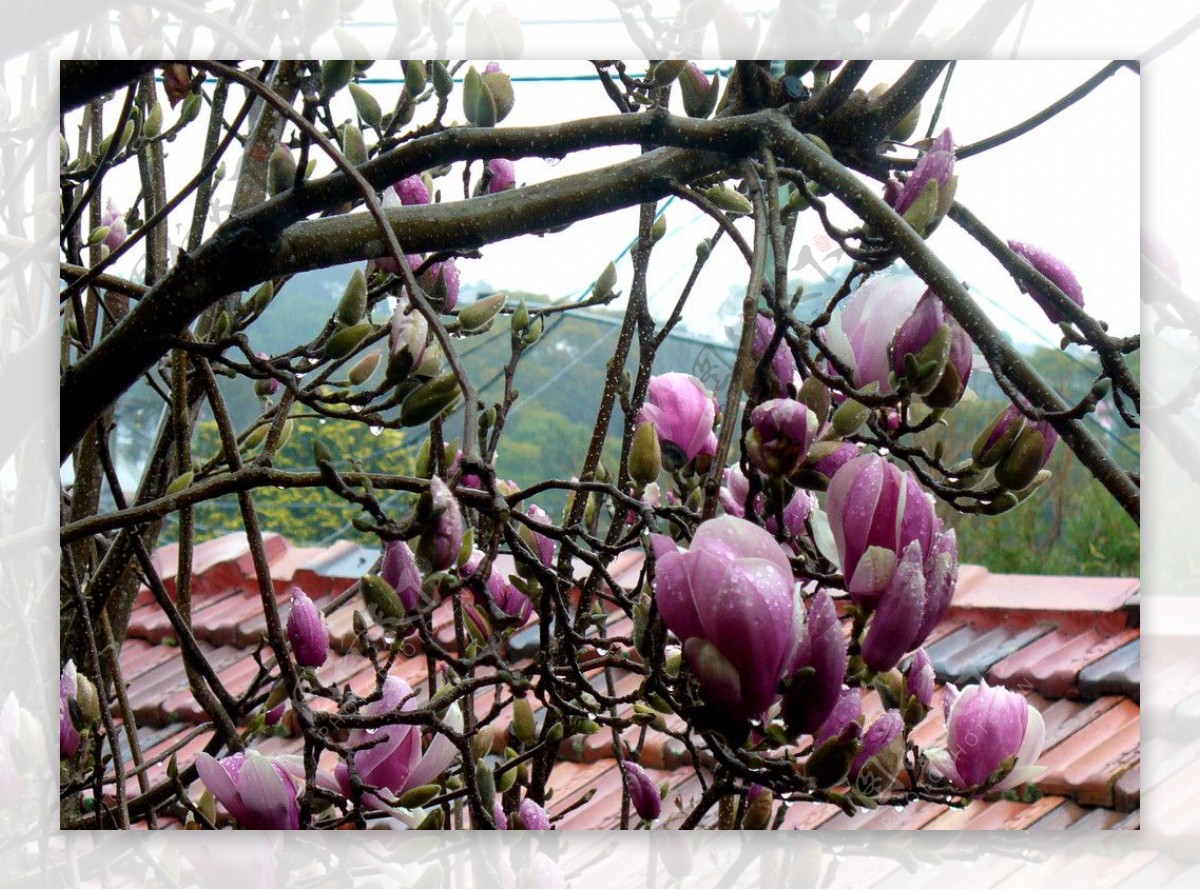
[{"xmin": 112, "ymin": 531, "xmax": 1139, "ymax": 832}]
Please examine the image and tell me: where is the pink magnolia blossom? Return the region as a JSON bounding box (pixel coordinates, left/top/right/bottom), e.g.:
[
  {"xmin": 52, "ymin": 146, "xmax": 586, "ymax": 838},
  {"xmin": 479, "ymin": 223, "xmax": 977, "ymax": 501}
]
[{"xmin": 926, "ymin": 680, "xmax": 1047, "ymax": 793}]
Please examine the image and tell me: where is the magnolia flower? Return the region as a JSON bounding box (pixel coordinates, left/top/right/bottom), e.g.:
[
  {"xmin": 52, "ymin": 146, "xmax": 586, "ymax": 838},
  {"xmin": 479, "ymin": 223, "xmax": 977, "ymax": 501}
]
[
  {"xmin": 927, "ymin": 681, "xmax": 1047, "ymax": 793},
  {"xmin": 517, "ymin": 797, "xmax": 551, "ymax": 829},
  {"xmin": 826, "ymin": 453, "xmax": 938, "ymax": 598},
  {"xmin": 381, "ymin": 539, "xmax": 423, "ymax": 612},
  {"xmin": 889, "ymin": 128, "xmax": 955, "ymax": 221},
  {"xmin": 421, "ymin": 258, "xmax": 460, "ymax": 311},
  {"xmin": 393, "ymin": 174, "xmax": 430, "ymax": 206},
  {"xmin": 652, "ymin": 516, "xmax": 803, "ymax": 720},
  {"xmin": 621, "ymin": 760, "xmax": 662, "ymax": 821},
  {"xmin": 889, "ymin": 290, "xmax": 973, "ymax": 408},
  {"xmin": 388, "ymin": 297, "xmax": 429, "ymax": 378},
  {"xmin": 849, "ymin": 709, "xmax": 904, "ymax": 794},
  {"xmin": 638, "ymin": 373, "xmax": 719, "ymax": 469},
  {"xmin": 718, "ymin": 464, "xmax": 813, "ymax": 545},
  {"xmin": 60, "ymin": 661, "xmax": 81, "ymax": 759},
  {"xmin": 780, "ymin": 590, "xmax": 848, "ymax": 735},
  {"xmin": 334, "ymin": 676, "xmax": 463, "ymax": 813},
  {"xmin": 195, "ymin": 749, "xmax": 303, "ymax": 829},
  {"xmin": 905, "ymin": 649, "xmax": 935, "ymax": 709},
  {"xmin": 485, "ymin": 158, "xmax": 515, "ymax": 193},
  {"xmin": 462, "ymin": 550, "xmax": 533, "ymax": 626},
  {"xmin": 1007, "ymin": 240, "xmax": 1085, "ymax": 324},
  {"xmin": 286, "ymin": 587, "xmax": 329, "ymax": 668},
  {"xmin": 827, "ymin": 453, "xmax": 958, "ymax": 672},
  {"xmin": 417, "ymin": 476, "xmax": 464, "ymax": 572},
  {"xmin": 750, "ymin": 315, "xmax": 799, "ymax": 398},
  {"xmin": 811, "ymin": 441, "xmax": 859, "ymax": 482},
  {"xmin": 100, "ymin": 199, "xmax": 128, "ymax": 251},
  {"xmin": 825, "ymin": 273, "xmax": 927, "ymax": 394},
  {"xmin": 746, "ymin": 398, "xmax": 818, "ymax": 477},
  {"xmin": 522, "ymin": 504, "xmax": 556, "ymax": 567}
]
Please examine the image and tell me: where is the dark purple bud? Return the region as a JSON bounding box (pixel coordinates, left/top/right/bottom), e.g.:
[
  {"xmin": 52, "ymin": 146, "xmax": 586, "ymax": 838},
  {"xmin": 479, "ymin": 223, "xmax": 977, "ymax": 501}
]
[
  {"xmin": 621, "ymin": 760, "xmax": 661, "ymax": 821},
  {"xmin": 781, "ymin": 590, "xmax": 848, "ymax": 735},
  {"xmin": 286, "ymin": 587, "xmax": 329, "ymax": 668},
  {"xmin": 420, "ymin": 476, "xmax": 464, "ymax": 572},
  {"xmin": 1007, "ymin": 240, "xmax": 1085, "ymax": 324},
  {"xmin": 746, "ymin": 398, "xmax": 817, "ymax": 477},
  {"xmin": 60, "ymin": 661, "xmax": 81, "ymax": 759},
  {"xmin": 752, "ymin": 314, "xmax": 798, "ymax": 398},
  {"xmin": 381, "ymin": 539, "xmax": 423, "ymax": 611}
]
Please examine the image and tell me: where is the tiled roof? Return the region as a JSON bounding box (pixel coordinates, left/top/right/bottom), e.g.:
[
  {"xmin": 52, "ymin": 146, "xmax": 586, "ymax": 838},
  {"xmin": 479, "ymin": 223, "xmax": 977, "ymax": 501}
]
[{"xmin": 111, "ymin": 531, "xmax": 1140, "ymax": 830}]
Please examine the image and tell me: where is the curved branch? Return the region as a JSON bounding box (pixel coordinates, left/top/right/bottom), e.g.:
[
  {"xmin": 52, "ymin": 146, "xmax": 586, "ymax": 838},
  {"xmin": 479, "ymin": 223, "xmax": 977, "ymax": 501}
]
[
  {"xmin": 61, "ymin": 110, "xmax": 777, "ymax": 461},
  {"xmin": 766, "ymin": 118, "xmax": 1140, "ymax": 522}
]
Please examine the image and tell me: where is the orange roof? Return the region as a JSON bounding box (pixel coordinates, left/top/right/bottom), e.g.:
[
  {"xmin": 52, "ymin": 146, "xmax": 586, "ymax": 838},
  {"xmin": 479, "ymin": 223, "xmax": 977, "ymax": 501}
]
[{"xmin": 110, "ymin": 531, "xmax": 1139, "ymax": 830}]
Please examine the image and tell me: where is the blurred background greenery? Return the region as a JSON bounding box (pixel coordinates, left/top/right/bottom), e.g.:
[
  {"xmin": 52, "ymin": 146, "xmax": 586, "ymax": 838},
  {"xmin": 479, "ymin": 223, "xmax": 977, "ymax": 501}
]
[{"xmin": 112, "ymin": 262, "xmax": 1137, "ymax": 578}]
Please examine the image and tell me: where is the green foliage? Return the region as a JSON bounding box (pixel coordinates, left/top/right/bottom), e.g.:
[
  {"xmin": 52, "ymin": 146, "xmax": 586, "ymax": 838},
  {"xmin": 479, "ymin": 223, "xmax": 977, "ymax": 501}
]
[
  {"xmin": 922, "ymin": 344, "xmax": 1139, "ymax": 577},
  {"xmin": 169, "ymin": 416, "xmax": 419, "ymax": 547}
]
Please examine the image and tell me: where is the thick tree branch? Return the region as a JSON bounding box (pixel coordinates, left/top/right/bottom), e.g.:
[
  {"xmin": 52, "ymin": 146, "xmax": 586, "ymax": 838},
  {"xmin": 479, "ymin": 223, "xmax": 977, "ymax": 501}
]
[{"xmin": 61, "ymin": 111, "xmax": 775, "ymax": 460}]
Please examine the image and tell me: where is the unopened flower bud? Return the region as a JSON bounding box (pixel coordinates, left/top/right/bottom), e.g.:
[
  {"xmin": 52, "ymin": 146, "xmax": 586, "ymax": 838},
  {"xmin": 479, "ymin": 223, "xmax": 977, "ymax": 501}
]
[
  {"xmin": 629, "ymin": 421, "xmax": 663, "ymax": 487},
  {"xmin": 286, "ymin": 587, "xmax": 329, "ymax": 668},
  {"xmin": 621, "ymin": 761, "xmax": 662, "ymax": 821}
]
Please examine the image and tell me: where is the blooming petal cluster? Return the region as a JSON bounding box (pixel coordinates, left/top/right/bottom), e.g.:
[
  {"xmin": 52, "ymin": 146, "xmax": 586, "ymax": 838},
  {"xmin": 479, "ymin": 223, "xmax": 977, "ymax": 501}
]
[
  {"xmin": 718, "ymin": 464, "xmax": 814, "ymax": 547},
  {"xmin": 334, "ymin": 676, "xmax": 462, "ymax": 811},
  {"xmin": 195, "ymin": 749, "xmax": 302, "ymax": 829},
  {"xmin": 653, "ymin": 516, "xmax": 804, "ymax": 720},
  {"xmin": 825, "ymin": 273, "xmax": 927, "ymax": 394},
  {"xmin": 1007, "ymin": 240, "xmax": 1085, "ymax": 324},
  {"xmin": 637, "ymin": 373, "xmax": 719, "ymax": 469},
  {"xmin": 827, "ymin": 453, "xmax": 958, "ymax": 671},
  {"xmin": 926, "ymin": 680, "xmax": 1047, "ymax": 793}
]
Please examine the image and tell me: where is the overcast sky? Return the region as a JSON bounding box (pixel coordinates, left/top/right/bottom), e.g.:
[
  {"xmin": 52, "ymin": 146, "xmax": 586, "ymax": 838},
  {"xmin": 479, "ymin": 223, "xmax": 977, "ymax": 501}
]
[{"xmin": 78, "ymin": 59, "xmax": 1140, "ymax": 350}]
